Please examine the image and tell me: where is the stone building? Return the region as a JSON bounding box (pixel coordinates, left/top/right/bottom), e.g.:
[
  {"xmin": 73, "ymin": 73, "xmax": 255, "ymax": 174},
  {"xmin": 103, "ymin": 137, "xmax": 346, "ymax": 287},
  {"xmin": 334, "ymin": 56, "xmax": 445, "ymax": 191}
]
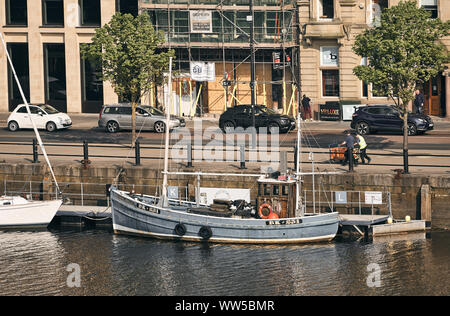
[
  {"xmin": 0, "ymin": 0, "xmax": 448, "ymax": 119},
  {"xmin": 298, "ymin": 0, "xmax": 450, "ymax": 119}
]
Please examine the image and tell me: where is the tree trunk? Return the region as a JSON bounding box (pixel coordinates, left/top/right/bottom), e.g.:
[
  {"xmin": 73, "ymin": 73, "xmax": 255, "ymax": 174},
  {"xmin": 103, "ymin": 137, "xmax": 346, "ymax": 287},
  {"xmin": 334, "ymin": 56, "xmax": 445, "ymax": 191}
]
[
  {"xmin": 403, "ymin": 108, "xmax": 409, "ymax": 173},
  {"xmin": 131, "ymin": 101, "xmax": 136, "ymax": 148}
]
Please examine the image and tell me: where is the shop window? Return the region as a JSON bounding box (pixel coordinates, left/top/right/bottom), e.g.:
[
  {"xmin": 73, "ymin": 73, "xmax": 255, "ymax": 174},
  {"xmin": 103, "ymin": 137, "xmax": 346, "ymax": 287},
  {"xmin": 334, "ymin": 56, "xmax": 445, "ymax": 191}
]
[
  {"xmin": 7, "ymin": 43, "xmax": 29, "ymax": 111},
  {"xmin": 318, "ymin": 0, "xmax": 334, "ymax": 20},
  {"xmin": 116, "ymin": 0, "xmax": 138, "ymax": 17},
  {"xmin": 80, "ymin": 44, "xmax": 104, "ymax": 113},
  {"xmin": 5, "ymin": 0, "xmax": 27, "ymax": 26},
  {"xmin": 80, "ymin": 0, "xmax": 101, "ymax": 26},
  {"xmin": 44, "ymin": 44, "xmax": 67, "ymax": 112},
  {"xmin": 322, "ymin": 70, "xmax": 339, "ymax": 97},
  {"xmin": 42, "ymin": 0, "xmax": 64, "ymax": 26},
  {"xmin": 421, "ymin": 0, "xmax": 438, "ymax": 19}
]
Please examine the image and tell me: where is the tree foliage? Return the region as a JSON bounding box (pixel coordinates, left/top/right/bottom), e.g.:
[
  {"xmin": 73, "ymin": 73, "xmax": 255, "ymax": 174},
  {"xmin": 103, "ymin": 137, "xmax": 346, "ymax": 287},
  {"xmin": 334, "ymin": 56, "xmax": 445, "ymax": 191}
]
[
  {"xmin": 353, "ymin": 0, "xmax": 449, "ymax": 109},
  {"xmin": 81, "ymin": 12, "xmax": 175, "ymax": 144}
]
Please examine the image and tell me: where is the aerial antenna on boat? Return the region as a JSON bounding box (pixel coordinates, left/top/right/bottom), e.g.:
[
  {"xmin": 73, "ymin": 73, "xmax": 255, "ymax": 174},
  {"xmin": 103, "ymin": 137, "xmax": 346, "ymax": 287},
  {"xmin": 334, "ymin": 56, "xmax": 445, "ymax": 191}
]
[
  {"xmin": 160, "ymin": 57, "xmax": 173, "ymax": 207},
  {"xmin": 0, "ymin": 32, "xmax": 61, "ymax": 197}
]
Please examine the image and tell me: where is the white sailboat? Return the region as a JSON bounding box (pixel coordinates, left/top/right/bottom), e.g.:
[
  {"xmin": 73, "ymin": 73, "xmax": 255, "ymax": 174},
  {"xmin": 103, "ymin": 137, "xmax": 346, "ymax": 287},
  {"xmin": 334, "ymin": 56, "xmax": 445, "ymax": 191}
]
[{"xmin": 0, "ymin": 33, "xmax": 62, "ymax": 228}]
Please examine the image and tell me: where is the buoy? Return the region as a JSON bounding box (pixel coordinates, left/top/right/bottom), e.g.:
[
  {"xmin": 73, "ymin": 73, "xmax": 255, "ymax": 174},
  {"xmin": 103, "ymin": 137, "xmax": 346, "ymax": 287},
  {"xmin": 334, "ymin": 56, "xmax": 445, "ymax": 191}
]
[
  {"xmin": 387, "ymin": 217, "xmax": 393, "ymax": 224},
  {"xmin": 405, "ymin": 215, "xmax": 411, "ymax": 222},
  {"xmin": 268, "ymin": 213, "xmax": 279, "ymax": 219}
]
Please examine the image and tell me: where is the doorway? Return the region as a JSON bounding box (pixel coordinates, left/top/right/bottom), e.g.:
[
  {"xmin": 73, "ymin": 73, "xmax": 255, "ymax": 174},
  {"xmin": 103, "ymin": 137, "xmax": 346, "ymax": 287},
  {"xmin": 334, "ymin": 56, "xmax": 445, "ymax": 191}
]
[{"xmin": 423, "ymin": 75, "xmax": 444, "ymax": 116}]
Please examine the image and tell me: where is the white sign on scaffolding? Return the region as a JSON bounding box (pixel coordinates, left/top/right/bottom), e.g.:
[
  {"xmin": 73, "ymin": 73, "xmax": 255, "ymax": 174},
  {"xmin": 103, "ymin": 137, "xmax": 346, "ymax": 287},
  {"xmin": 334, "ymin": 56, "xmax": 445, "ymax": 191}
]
[
  {"xmin": 190, "ymin": 62, "xmax": 216, "ymax": 82},
  {"xmin": 365, "ymin": 192, "xmax": 383, "ymax": 205},
  {"xmin": 190, "ymin": 10, "xmax": 213, "ymax": 33}
]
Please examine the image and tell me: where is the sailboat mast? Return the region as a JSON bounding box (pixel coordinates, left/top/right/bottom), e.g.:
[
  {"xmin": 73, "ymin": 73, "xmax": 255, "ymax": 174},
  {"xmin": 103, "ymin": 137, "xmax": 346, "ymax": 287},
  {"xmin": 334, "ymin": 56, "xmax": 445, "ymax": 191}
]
[
  {"xmin": 162, "ymin": 57, "xmax": 173, "ymax": 205},
  {"xmin": 295, "ymin": 111, "xmax": 302, "ymax": 216},
  {"xmin": 0, "ymin": 32, "xmax": 61, "ymax": 197}
]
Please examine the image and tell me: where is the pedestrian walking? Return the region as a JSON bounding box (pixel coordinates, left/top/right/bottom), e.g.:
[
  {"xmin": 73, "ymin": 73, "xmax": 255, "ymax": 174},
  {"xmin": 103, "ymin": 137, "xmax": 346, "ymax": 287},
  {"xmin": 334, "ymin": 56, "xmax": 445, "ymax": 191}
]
[
  {"xmin": 355, "ymin": 132, "xmax": 371, "ymax": 164},
  {"xmin": 340, "ymin": 130, "xmax": 356, "ymax": 171},
  {"xmin": 414, "ymin": 90, "xmax": 425, "ymax": 114},
  {"xmin": 301, "ymin": 94, "xmax": 313, "ymax": 121}
]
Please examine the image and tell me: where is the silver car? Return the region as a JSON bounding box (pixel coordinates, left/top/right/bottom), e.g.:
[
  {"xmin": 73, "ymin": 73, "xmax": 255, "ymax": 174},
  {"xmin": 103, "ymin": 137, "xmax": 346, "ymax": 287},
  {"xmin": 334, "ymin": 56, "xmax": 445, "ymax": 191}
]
[{"xmin": 98, "ymin": 103, "xmax": 185, "ymax": 133}]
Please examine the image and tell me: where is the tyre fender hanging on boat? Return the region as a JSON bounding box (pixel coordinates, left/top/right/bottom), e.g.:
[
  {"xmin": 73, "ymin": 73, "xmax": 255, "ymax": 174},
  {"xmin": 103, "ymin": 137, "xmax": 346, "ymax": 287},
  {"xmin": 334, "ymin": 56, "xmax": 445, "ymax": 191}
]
[
  {"xmin": 174, "ymin": 223, "xmax": 187, "ymax": 236},
  {"xmin": 199, "ymin": 226, "xmax": 212, "ymax": 240},
  {"xmin": 258, "ymin": 203, "xmax": 273, "ymax": 219}
]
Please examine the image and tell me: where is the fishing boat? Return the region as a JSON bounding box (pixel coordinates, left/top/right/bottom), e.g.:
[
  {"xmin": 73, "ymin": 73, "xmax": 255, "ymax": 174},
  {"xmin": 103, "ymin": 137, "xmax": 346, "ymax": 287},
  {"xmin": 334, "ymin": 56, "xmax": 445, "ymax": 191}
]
[
  {"xmin": 0, "ymin": 33, "xmax": 62, "ymax": 228},
  {"xmin": 110, "ymin": 57, "xmax": 339, "ymax": 244}
]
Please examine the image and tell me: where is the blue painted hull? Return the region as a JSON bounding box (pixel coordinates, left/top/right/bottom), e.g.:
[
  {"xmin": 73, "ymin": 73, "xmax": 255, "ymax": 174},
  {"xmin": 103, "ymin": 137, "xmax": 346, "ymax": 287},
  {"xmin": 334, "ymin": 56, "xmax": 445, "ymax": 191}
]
[{"xmin": 111, "ymin": 189, "xmax": 339, "ymax": 244}]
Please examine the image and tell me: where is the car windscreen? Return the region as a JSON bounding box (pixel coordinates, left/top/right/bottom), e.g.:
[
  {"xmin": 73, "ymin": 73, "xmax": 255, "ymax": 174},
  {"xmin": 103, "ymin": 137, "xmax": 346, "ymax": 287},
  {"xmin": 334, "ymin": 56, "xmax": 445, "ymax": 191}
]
[
  {"xmin": 259, "ymin": 106, "xmax": 278, "ymax": 115},
  {"xmin": 39, "ymin": 104, "xmax": 59, "ymax": 114},
  {"xmin": 142, "ymin": 106, "xmax": 164, "ymax": 116}
]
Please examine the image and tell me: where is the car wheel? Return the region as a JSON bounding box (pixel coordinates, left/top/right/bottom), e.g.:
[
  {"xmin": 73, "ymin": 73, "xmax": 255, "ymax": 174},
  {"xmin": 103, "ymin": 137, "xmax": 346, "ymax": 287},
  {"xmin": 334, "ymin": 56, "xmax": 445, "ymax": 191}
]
[
  {"xmin": 407, "ymin": 123, "xmax": 417, "ymax": 136},
  {"xmin": 154, "ymin": 121, "xmax": 166, "ymax": 133},
  {"xmin": 8, "ymin": 121, "xmax": 19, "ymax": 132},
  {"xmin": 222, "ymin": 121, "xmax": 235, "ymax": 134},
  {"xmin": 356, "ymin": 122, "xmax": 370, "ymax": 135},
  {"xmin": 46, "ymin": 122, "xmax": 57, "ymax": 132},
  {"xmin": 268, "ymin": 122, "xmax": 280, "ymax": 134},
  {"xmin": 106, "ymin": 121, "xmax": 119, "ymax": 133}
]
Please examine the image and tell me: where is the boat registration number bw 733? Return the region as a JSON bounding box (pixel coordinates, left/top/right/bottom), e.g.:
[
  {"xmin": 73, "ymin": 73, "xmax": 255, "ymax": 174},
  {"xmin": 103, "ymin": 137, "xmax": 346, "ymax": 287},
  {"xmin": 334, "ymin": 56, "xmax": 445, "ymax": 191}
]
[{"xmin": 266, "ymin": 219, "xmax": 302, "ymax": 226}]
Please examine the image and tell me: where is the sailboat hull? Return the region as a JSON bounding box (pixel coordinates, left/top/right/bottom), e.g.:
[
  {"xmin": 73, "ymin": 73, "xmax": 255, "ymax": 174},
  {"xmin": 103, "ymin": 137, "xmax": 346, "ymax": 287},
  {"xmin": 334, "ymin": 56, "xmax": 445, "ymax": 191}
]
[
  {"xmin": 111, "ymin": 189, "xmax": 339, "ymax": 244},
  {"xmin": 0, "ymin": 199, "xmax": 62, "ymax": 228}
]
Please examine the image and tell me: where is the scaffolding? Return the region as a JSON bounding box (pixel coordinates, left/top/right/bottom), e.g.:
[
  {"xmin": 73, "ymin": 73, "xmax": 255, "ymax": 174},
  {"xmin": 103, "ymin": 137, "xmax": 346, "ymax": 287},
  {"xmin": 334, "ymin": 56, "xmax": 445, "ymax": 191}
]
[{"xmin": 140, "ymin": 0, "xmax": 299, "ymax": 116}]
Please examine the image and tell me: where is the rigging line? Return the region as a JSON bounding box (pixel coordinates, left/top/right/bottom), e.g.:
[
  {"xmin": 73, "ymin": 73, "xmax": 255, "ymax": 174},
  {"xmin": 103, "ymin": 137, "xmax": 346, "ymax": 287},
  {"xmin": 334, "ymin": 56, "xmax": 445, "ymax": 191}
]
[{"xmin": 0, "ymin": 32, "xmax": 61, "ymax": 196}]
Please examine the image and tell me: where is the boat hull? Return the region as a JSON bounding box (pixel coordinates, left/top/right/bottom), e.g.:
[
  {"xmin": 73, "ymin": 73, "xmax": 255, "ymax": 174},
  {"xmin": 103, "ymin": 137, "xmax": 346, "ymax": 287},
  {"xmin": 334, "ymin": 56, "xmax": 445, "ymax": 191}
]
[
  {"xmin": 111, "ymin": 189, "xmax": 339, "ymax": 244},
  {"xmin": 0, "ymin": 199, "xmax": 62, "ymax": 228}
]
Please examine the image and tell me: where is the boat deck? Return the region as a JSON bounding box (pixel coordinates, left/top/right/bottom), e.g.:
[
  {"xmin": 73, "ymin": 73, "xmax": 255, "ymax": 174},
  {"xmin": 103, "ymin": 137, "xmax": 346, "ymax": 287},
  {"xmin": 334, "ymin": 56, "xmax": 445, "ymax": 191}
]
[{"xmin": 338, "ymin": 214, "xmax": 390, "ymax": 226}]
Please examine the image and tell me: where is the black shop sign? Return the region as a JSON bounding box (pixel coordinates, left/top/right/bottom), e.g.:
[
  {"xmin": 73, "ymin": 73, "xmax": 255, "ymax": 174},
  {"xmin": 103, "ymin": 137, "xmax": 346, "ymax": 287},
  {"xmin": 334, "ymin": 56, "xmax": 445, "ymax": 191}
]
[{"xmin": 319, "ymin": 102, "xmax": 341, "ymax": 121}]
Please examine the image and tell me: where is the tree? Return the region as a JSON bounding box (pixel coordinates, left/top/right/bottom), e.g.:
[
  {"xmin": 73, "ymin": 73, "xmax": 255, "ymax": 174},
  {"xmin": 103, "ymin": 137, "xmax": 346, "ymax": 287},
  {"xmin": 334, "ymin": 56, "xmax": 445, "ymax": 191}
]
[
  {"xmin": 81, "ymin": 12, "xmax": 175, "ymax": 146},
  {"xmin": 352, "ymin": 0, "xmax": 449, "ymax": 173}
]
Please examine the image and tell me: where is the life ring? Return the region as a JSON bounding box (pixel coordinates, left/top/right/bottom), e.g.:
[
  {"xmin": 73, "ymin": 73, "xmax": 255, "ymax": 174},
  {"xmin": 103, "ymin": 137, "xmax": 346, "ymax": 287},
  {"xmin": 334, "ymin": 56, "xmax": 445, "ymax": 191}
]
[
  {"xmin": 258, "ymin": 203, "xmax": 273, "ymax": 219},
  {"xmin": 175, "ymin": 223, "xmax": 187, "ymax": 236},
  {"xmin": 199, "ymin": 226, "xmax": 212, "ymax": 240}
]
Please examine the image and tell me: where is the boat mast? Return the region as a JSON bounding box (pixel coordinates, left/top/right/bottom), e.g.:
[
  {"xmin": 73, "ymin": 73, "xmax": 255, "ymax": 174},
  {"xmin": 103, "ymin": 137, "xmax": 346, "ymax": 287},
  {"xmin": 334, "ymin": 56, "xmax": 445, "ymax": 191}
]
[
  {"xmin": 0, "ymin": 32, "xmax": 61, "ymax": 197},
  {"xmin": 161, "ymin": 57, "xmax": 173, "ymax": 206},
  {"xmin": 295, "ymin": 111, "xmax": 302, "ymax": 217}
]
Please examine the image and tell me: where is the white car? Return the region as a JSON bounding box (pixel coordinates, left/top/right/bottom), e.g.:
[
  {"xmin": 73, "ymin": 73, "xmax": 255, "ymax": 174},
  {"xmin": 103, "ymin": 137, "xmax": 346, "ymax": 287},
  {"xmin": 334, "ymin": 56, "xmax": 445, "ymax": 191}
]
[{"xmin": 7, "ymin": 104, "xmax": 72, "ymax": 132}]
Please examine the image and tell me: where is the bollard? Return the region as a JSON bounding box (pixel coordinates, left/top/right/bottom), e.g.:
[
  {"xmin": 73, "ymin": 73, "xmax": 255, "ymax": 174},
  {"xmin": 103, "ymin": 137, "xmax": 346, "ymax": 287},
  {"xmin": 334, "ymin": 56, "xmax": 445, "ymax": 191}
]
[
  {"xmin": 32, "ymin": 139, "xmax": 39, "ymax": 163},
  {"xmin": 81, "ymin": 140, "xmax": 91, "ymax": 168},
  {"xmin": 239, "ymin": 145, "xmax": 246, "ymax": 169},
  {"xmin": 348, "ymin": 149, "xmax": 354, "ymax": 172},
  {"xmin": 135, "ymin": 140, "xmax": 141, "ymax": 166},
  {"xmin": 187, "ymin": 143, "xmax": 193, "ymax": 168}
]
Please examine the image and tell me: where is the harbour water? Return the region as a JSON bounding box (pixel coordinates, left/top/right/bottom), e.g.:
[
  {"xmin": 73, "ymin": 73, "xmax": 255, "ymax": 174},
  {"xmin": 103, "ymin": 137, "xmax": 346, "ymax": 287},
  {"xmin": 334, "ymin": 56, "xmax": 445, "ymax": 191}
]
[{"xmin": 0, "ymin": 227, "xmax": 448, "ymax": 296}]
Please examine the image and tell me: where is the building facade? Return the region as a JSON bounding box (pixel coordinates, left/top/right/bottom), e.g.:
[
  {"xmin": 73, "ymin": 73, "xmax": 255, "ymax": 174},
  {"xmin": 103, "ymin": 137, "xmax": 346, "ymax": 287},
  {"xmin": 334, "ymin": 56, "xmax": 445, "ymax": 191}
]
[
  {"xmin": 298, "ymin": 0, "xmax": 450, "ymax": 119},
  {"xmin": 0, "ymin": 0, "xmax": 139, "ymax": 114}
]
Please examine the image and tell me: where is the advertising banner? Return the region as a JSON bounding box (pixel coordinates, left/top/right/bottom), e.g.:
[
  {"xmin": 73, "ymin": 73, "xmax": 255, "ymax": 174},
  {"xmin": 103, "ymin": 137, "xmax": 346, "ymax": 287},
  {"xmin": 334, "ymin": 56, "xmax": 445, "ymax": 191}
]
[
  {"xmin": 190, "ymin": 10, "xmax": 213, "ymax": 33},
  {"xmin": 190, "ymin": 62, "xmax": 216, "ymax": 82}
]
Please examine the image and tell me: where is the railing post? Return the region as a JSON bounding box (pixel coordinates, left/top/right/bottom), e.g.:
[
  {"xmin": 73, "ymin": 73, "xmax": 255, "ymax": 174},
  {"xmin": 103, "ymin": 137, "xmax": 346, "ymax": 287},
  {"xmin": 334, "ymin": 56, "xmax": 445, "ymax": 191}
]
[
  {"xmin": 83, "ymin": 140, "xmax": 89, "ymax": 161},
  {"xmin": 239, "ymin": 145, "xmax": 246, "ymax": 169},
  {"xmin": 32, "ymin": 139, "xmax": 39, "ymax": 163},
  {"xmin": 135, "ymin": 140, "xmax": 141, "ymax": 166},
  {"xmin": 187, "ymin": 143, "xmax": 193, "ymax": 168}
]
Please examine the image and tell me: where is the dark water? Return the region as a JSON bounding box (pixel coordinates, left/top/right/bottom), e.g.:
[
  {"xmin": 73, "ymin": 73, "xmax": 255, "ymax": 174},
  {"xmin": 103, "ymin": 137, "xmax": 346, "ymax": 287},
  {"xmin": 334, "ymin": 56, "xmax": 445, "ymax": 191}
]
[{"xmin": 0, "ymin": 228, "xmax": 448, "ymax": 296}]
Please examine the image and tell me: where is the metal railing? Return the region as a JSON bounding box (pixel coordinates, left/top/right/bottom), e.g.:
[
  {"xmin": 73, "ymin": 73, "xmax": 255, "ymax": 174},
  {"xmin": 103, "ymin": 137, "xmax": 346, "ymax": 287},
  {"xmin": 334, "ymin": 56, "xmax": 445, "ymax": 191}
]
[{"xmin": 1, "ymin": 140, "xmax": 450, "ymax": 170}]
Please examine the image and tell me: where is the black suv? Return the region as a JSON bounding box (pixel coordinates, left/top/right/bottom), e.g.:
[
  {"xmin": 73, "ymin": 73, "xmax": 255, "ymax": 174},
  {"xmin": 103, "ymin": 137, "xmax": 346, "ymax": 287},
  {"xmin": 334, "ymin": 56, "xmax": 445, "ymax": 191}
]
[
  {"xmin": 351, "ymin": 105, "xmax": 434, "ymax": 136},
  {"xmin": 219, "ymin": 105, "xmax": 296, "ymax": 134}
]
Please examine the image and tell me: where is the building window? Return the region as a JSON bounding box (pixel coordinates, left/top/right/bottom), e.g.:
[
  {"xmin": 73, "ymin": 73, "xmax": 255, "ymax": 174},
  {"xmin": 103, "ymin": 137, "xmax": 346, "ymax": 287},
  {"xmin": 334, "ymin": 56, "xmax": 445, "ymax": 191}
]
[
  {"xmin": 42, "ymin": 0, "xmax": 64, "ymax": 26},
  {"xmin": 7, "ymin": 43, "xmax": 29, "ymax": 111},
  {"xmin": 322, "ymin": 70, "xmax": 339, "ymax": 97},
  {"xmin": 116, "ymin": 0, "xmax": 138, "ymax": 17},
  {"xmin": 80, "ymin": 0, "xmax": 101, "ymax": 26},
  {"xmin": 5, "ymin": 0, "xmax": 27, "ymax": 26},
  {"xmin": 80, "ymin": 45, "xmax": 104, "ymax": 113},
  {"xmin": 421, "ymin": 0, "xmax": 438, "ymax": 19},
  {"xmin": 371, "ymin": 0, "xmax": 388, "ymax": 26},
  {"xmin": 318, "ymin": 0, "xmax": 334, "ymax": 20},
  {"xmin": 44, "ymin": 44, "xmax": 67, "ymax": 112}
]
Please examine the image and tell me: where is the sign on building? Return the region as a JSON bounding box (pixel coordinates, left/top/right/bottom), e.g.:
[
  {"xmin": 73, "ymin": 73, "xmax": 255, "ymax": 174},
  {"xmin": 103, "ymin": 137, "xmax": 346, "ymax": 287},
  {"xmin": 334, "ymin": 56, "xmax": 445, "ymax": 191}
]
[
  {"xmin": 320, "ymin": 46, "xmax": 339, "ymax": 67},
  {"xmin": 190, "ymin": 62, "xmax": 216, "ymax": 82},
  {"xmin": 190, "ymin": 10, "xmax": 213, "ymax": 33},
  {"xmin": 335, "ymin": 191, "xmax": 347, "ymax": 204}
]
